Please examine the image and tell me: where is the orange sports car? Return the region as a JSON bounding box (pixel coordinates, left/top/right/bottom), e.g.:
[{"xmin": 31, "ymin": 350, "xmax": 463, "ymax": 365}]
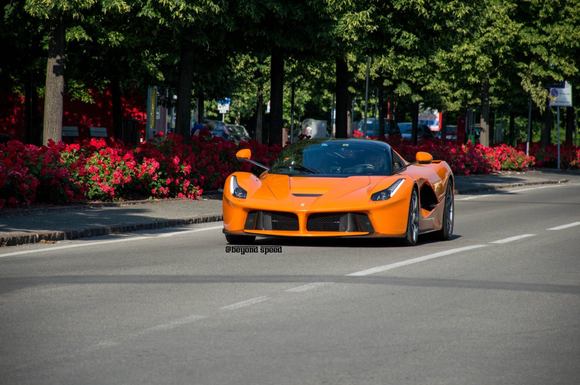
[{"xmin": 222, "ymin": 139, "xmax": 454, "ymax": 246}]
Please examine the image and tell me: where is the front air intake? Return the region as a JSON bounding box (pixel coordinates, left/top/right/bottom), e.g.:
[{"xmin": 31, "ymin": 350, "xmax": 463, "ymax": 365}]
[
  {"xmin": 245, "ymin": 211, "xmax": 299, "ymax": 231},
  {"xmin": 307, "ymin": 213, "xmax": 373, "ymax": 232}
]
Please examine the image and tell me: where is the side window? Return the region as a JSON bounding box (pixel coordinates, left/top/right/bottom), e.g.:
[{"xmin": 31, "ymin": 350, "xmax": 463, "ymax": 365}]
[{"xmin": 392, "ymin": 150, "xmax": 405, "ymax": 172}]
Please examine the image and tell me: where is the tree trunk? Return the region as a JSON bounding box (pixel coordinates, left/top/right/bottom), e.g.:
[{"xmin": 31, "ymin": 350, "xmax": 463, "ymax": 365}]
[
  {"xmin": 42, "ymin": 20, "xmax": 65, "ymax": 145},
  {"xmin": 269, "ymin": 48, "xmax": 284, "ymax": 145},
  {"xmin": 255, "ymin": 84, "xmax": 263, "ymax": 144},
  {"xmin": 411, "ymin": 102, "xmax": 419, "ymax": 145},
  {"xmin": 197, "ymin": 93, "xmax": 205, "ymax": 123},
  {"xmin": 541, "ymin": 98, "xmax": 552, "ymax": 147},
  {"xmin": 508, "ymin": 110, "xmax": 516, "ymax": 146},
  {"xmin": 565, "ymin": 106, "xmax": 575, "ymax": 145},
  {"xmin": 335, "ymin": 57, "xmax": 349, "ymax": 139},
  {"xmin": 25, "ymin": 71, "xmax": 41, "ymax": 145},
  {"xmin": 377, "ymin": 82, "xmax": 385, "ymax": 139},
  {"xmin": 491, "ymin": 110, "xmax": 497, "ymax": 145},
  {"xmin": 479, "ymin": 80, "xmax": 490, "ymax": 147},
  {"xmin": 111, "ymin": 75, "xmax": 123, "ymax": 140},
  {"xmin": 175, "ymin": 41, "xmax": 194, "ymax": 136}
]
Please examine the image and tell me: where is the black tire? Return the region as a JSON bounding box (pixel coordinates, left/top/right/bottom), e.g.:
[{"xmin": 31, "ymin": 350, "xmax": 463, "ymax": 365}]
[
  {"xmin": 435, "ymin": 182, "xmax": 454, "ymax": 240},
  {"xmin": 225, "ymin": 234, "xmax": 256, "ymax": 244},
  {"xmin": 403, "ymin": 188, "xmax": 420, "ymax": 246}
]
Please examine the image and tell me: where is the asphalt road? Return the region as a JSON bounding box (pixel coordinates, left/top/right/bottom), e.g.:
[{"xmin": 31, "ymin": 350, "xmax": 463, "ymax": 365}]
[{"xmin": 1, "ymin": 183, "xmax": 579, "ymax": 385}]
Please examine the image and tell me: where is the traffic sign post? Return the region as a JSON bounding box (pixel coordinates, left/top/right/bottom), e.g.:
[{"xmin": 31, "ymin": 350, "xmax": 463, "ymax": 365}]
[
  {"xmin": 217, "ymin": 98, "xmax": 231, "ymax": 122},
  {"xmin": 549, "ymin": 82, "xmax": 573, "ymax": 170}
]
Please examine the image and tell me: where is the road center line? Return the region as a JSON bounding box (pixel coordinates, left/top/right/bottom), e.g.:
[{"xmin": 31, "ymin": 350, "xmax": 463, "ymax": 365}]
[
  {"xmin": 221, "ymin": 296, "xmax": 270, "ymax": 310},
  {"xmin": 0, "ymin": 225, "xmax": 223, "ymax": 258},
  {"xmin": 547, "ymin": 222, "xmax": 580, "ymax": 231},
  {"xmin": 286, "ymin": 282, "xmax": 333, "ymax": 293},
  {"xmin": 87, "ymin": 314, "xmax": 208, "ymax": 353},
  {"xmin": 347, "ymin": 245, "xmax": 488, "ymax": 277},
  {"xmin": 143, "ymin": 315, "xmax": 207, "ymax": 332},
  {"xmin": 490, "ymin": 234, "xmax": 536, "ymax": 244}
]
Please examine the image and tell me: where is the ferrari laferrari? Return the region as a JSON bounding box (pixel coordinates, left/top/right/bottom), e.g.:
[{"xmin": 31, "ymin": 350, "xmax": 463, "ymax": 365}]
[{"xmin": 222, "ymin": 139, "xmax": 454, "ymax": 245}]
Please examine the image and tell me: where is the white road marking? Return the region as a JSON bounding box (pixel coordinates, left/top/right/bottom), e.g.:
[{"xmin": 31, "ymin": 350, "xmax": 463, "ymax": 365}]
[
  {"xmin": 0, "ymin": 236, "xmax": 150, "ymax": 258},
  {"xmin": 143, "ymin": 314, "xmax": 207, "ymax": 332},
  {"xmin": 286, "ymin": 282, "xmax": 332, "ymax": 293},
  {"xmin": 547, "ymin": 222, "xmax": 580, "ymax": 231},
  {"xmin": 155, "ymin": 226, "xmax": 222, "ymax": 238},
  {"xmin": 87, "ymin": 314, "xmax": 207, "ymax": 352},
  {"xmin": 347, "ymin": 245, "xmax": 488, "ymax": 277},
  {"xmin": 456, "ymin": 194, "xmax": 491, "ymax": 201},
  {"xmin": 0, "ymin": 225, "xmax": 223, "ymax": 258},
  {"xmin": 220, "ymin": 296, "xmax": 270, "ymax": 311},
  {"xmin": 88, "ymin": 340, "xmax": 120, "ymax": 350},
  {"xmin": 490, "ymin": 234, "xmax": 536, "ymax": 244}
]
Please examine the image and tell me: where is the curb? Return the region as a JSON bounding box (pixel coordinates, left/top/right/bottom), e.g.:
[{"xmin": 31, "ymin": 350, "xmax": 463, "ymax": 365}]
[
  {"xmin": 455, "ymin": 178, "xmax": 569, "ymax": 195},
  {"xmin": 0, "ymin": 214, "xmax": 223, "ymax": 247}
]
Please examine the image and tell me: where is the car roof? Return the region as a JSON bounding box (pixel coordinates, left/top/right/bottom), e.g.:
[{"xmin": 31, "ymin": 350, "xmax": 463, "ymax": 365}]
[{"xmin": 298, "ymin": 138, "xmax": 392, "ymax": 151}]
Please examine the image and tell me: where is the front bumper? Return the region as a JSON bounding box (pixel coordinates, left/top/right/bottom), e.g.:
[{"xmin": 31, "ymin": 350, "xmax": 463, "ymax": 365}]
[{"xmin": 223, "ymin": 195, "xmax": 410, "ymax": 238}]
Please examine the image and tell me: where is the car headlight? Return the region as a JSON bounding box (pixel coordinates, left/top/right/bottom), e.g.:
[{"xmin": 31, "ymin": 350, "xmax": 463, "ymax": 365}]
[
  {"xmin": 371, "ymin": 178, "xmax": 405, "ymax": 201},
  {"xmin": 229, "ymin": 175, "xmax": 247, "ymax": 199}
]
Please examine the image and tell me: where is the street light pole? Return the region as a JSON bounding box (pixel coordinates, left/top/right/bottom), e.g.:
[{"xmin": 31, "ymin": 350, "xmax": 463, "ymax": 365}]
[
  {"xmin": 526, "ymin": 97, "xmax": 532, "ymax": 156},
  {"xmin": 557, "ymin": 106, "xmax": 561, "ymax": 170},
  {"xmin": 364, "ymin": 57, "xmax": 370, "ymax": 134},
  {"xmin": 290, "ymin": 82, "xmax": 295, "ymax": 144}
]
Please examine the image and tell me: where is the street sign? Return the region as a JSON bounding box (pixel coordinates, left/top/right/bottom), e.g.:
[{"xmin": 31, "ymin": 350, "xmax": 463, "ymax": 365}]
[
  {"xmin": 217, "ymin": 97, "xmax": 231, "ymax": 114},
  {"xmin": 548, "ymin": 81, "xmax": 572, "ymax": 170},
  {"xmin": 549, "ymin": 82, "xmax": 573, "ymax": 107}
]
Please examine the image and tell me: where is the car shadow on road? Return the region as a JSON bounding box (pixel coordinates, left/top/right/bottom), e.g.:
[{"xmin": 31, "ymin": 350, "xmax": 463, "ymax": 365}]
[{"xmin": 252, "ymin": 233, "xmax": 462, "ymax": 248}]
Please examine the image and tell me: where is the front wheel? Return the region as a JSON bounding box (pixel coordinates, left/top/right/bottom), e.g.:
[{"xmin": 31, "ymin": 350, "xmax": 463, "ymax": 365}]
[
  {"xmin": 435, "ymin": 182, "xmax": 454, "ymax": 240},
  {"xmin": 225, "ymin": 234, "xmax": 256, "ymax": 244},
  {"xmin": 403, "ymin": 189, "xmax": 419, "ymax": 246}
]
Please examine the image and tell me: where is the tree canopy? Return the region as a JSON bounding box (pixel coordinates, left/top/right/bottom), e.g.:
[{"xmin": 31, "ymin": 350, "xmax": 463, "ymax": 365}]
[{"xmin": 0, "ymin": 0, "xmax": 578, "ymax": 145}]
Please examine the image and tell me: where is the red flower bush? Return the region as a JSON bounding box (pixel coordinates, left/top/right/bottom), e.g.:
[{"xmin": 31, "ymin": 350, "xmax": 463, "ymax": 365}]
[
  {"xmin": 390, "ymin": 139, "xmax": 534, "ymax": 175},
  {"xmin": 0, "ymin": 133, "xmax": 557, "ymax": 209},
  {"xmin": 517, "ymin": 143, "xmax": 580, "ymax": 169},
  {"xmin": 0, "ymin": 140, "xmax": 82, "ymax": 208}
]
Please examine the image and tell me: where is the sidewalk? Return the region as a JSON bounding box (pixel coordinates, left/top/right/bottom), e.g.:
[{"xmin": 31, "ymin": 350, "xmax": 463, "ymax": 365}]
[{"xmin": 1, "ymin": 169, "xmax": 576, "ymax": 247}]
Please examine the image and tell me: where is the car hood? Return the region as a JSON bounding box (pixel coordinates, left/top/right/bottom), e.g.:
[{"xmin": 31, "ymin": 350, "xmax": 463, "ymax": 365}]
[{"xmin": 249, "ymin": 174, "xmax": 404, "ymax": 211}]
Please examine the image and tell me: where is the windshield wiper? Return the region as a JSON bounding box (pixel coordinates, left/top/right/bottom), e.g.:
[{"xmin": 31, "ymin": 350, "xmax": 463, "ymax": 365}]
[
  {"xmin": 291, "ymin": 165, "xmax": 319, "ymax": 174},
  {"xmin": 272, "ymin": 165, "xmax": 319, "ymax": 174}
]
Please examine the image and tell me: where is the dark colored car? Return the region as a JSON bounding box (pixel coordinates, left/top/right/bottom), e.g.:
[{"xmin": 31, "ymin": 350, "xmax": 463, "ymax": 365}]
[
  {"xmin": 353, "ymin": 118, "xmax": 400, "ymax": 139},
  {"xmin": 398, "ymin": 122, "xmax": 435, "ymax": 141},
  {"xmin": 437, "ymin": 125, "xmax": 457, "ymax": 141}
]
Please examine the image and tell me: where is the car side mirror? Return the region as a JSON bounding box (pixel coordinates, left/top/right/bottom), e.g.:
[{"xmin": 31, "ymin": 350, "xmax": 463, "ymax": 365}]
[
  {"xmin": 416, "ymin": 151, "xmax": 433, "ymax": 164},
  {"xmin": 236, "ymin": 149, "xmax": 251, "ymax": 160}
]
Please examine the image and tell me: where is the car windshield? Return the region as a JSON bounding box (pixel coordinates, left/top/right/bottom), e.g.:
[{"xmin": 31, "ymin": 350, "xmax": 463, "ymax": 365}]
[
  {"xmin": 398, "ymin": 123, "xmax": 411, "ymax": 133},
  {"xmin": 270, "ymin": 140, "xmax": 393, "ymax": 176}
]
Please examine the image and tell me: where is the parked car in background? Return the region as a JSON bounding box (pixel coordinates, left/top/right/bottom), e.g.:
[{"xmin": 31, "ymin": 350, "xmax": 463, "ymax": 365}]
[
  {"xmin": 353, "ymin": 118, "xmax": 400, "ymax": 139},
  {"xmin": 301, "ymin": 119, "xmax": 329, "ymax": 139},
  {"xmin": 225, "ymin": 124, "xmax": 251, "ymax": 143},
  {"xmin": 202, "ymin": 119, "xmax": 228, "ymax": 139},
  {"xmin": 197, "ymin": 120, "xmax": 250, "ymax": 143},
  {"xmin": 437, "ymin": 125, "xmax": 457, "ymax": 141},
  {"xmin": 398, "ymin": 122, "xmax": 435, "ymax": 141}
]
